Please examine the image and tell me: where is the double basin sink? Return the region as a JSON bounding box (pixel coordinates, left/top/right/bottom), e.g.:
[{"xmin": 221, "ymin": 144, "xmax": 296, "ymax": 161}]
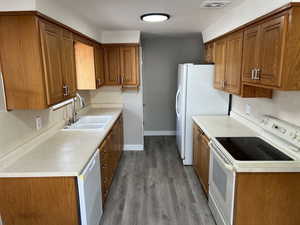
[{"xmin": 63, "ymin": 115, "xmax": 112, "ymax": 131}]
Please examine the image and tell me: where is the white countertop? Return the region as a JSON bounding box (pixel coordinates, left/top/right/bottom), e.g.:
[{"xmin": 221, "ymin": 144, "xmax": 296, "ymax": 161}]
[
  {"xmin": 192, "ymin": 115, "xmax": 257, "ymax": 139},
  {"xmin": 0, "ymin": 108, "xmax": 122, "ymax": 177}
]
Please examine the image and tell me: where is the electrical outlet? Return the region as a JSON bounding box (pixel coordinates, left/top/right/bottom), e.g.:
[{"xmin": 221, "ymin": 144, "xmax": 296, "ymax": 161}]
[
  {"xmin": 245, "ymin": 104, "xmax": 251, "ymax": 115},
  {"xmin": 35, "ymin": 116, "xmax": 42, "ymax": 131}
]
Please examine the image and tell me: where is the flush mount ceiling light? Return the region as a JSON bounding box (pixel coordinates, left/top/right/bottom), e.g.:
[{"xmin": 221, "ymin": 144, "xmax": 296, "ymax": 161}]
[{"xmin": 140, "ymin": 13, "xmax": 170, "ymax": 23}]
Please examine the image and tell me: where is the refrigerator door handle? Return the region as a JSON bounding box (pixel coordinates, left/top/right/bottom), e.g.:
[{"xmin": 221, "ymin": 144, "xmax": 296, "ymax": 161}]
[{"xmin": 175, "ymin": 89, "xmax": 180, "ymax": 117}]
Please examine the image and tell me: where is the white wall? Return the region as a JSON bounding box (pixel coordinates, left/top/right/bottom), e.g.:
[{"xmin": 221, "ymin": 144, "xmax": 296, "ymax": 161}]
[
  {"xmin": 232, "ymin": 91, "xmax": 300, "ymax": 127},
  {"xmin": 36, "ymin": 0, "xmax": 102, "ymax": 41},
  {"xmin": 202, "ymin": 0, "xmax": 299, "ymax": 42},
  {"xmin": 0, "ymin": 0, "xmax": 36, "ymax": 11},
  {"xmin": 101, "ymin": 31, "xmax": 141, "ymax": 44}
]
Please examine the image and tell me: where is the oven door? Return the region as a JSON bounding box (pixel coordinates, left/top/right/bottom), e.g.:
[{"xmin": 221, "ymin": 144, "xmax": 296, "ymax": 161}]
[{"xmin": 209, "ymin": 142, "xmax": 236, "ymax": 225}]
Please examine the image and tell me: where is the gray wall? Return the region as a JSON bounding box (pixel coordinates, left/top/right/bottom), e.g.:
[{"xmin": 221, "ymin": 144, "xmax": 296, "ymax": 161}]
[{"xmin": 142, "ymin": 34, "xmax": 204, "ymax": 132}]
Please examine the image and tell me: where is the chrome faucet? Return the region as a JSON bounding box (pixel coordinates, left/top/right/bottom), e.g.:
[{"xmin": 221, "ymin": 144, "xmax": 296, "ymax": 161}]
[{"xmin": 69, "ymin": 93, "xmax": 86, "ymax": 125}]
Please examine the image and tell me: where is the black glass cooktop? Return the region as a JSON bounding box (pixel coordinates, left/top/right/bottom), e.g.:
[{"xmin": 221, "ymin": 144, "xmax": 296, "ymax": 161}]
[{"xmin": 216, "ymin": 137, "xmax": 293, "ymax": 161}]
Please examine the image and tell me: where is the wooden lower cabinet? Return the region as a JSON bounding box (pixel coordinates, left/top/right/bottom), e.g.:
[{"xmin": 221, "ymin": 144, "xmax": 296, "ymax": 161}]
[
  {"xmin": 234, "ymin": 173, "xmax": 300, "ymax": 225},
  {"xmin": 193, "ymin": 123, "xmax": 210, "ymax": 195},
  {"xmin": 0, "ymin": 177, "xmax": 80, "ymax": 225},
  {"xmin": 99, "ymin": 115, "xmax": 124, "ymax": 204}
]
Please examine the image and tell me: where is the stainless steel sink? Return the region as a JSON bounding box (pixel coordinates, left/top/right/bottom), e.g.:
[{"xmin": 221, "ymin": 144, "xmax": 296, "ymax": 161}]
[{"xmin": 63, "ymin": 115, "xmax": 112, "ymax": 131}]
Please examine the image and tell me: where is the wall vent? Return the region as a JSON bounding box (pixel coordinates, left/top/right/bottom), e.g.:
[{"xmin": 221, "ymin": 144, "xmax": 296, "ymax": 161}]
[{"xmin": 200, "ymin": 0, "xmax": 231, "ymax": 8}]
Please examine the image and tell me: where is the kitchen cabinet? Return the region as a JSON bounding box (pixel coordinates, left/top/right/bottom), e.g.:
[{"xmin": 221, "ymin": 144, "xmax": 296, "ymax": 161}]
[
  {"xmin": 100, "ymin": 115, "xmax": 124, "ymax": 204},
  {"xmin": 61, "ymin": 30, "xmax": 77, "ymax": 98},
  {"xmin": 75, "ymin": 41, "xmax": 105, "ymax": 90},
  {"xmin": 193, "ymin": 123, "xmax": 210, "ymax": 195},
  {"xmin": 104, "ymin": 45, "xmax": 140, "ymax": 88},
  {"xmin": 224, "ymin": 32, "xmax": 243, "ymax": 95},
  {"xmin": 208, "ymin": 3, "xmax": 300, "ymax": 92},
  {"xmin": 95, "ymin": 45, "xmax": 105, "ymax": 88},
  {"xmin": 74, "ymin": 41, "xmax": 96, "ymax": 90},
  {"xmin": 104, "ymin": 46, "xmax": 121, "ymax": 85},
  {"xmin": 0, "ymin": 14, "xmax": 76, "ymax": 109},
  {"xmin": 213, "ymin": 31, "xmax": 272, "ymax": 97},
  {"xmin": 213, "ymin": 38, "xmax": 227, "ymax": 90},
  {"xmin": 0, "ymin": 177, "xmax": 80, "ymax": 225},
  {"xmin": 234, "ymin": 173, "xmax": 300, "ymax": 225},
  {"xmin": 204, "ymin": 42, "xmax": 214, "ymax": 63},
  {"xmin": 242, "ymin": 15, "xmax": 286, "ymax": 88},
  {"xmin": 120, "ymin": 46, "xmax": 140, "ymax": 86}
]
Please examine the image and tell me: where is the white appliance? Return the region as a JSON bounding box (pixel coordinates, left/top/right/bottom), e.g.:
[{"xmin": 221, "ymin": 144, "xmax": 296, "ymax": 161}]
[
  {"xmin": 77, "ymin": 151, "xmax": 103, "ymax": 225},
  {"xmin": 176, "ymin": 64, "xmax": 229, "ymax": 165},
  {"xmin": 208, "ymin": 115, "xmax": 300, "ymax": 225}
]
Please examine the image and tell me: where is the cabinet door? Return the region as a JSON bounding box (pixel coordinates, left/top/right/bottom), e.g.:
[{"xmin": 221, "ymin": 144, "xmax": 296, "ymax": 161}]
[
  {"xmin": 120, "ymin": 46, "xmax": 139, "ymax": 86},
  {"xmin": 258, "ymin": 15, "xmax": 286, "ymax": 87},
  {"xmin": 61, "ymin": 29, "xmax": 76, "ymax": 98},
  {"xmin": 214, "ymin": 39, "xmax": 227, "ymax": 90},
  {"xmin": 224, "ymin": 32, "xmax": 243, "ymax": 95},
  {"xmin": 39, "ymin": 20, "xmax": 64, "ymax": 105},
  {"xmin": 205, "ymin": 42, "xmax": 214, "ymax": 63},
  {"xmin": 199, "ymin": 134, "xmax": 210, "ymax": 194},
  {"xmin": 94, "ymin": 46, "xmax": 105, "ymax": 88},
  {"xmin": 104, "ymin": 46, "xmax": 121, "ymax": 85},
  {"xmin": 193, "ymin": 124, "xmax": 201, "ymax": 177},
  {"xmin": 74, "ymin": 42, "xmax": 96, "ymax": 90},
  {"xmin": 242, "ymin": 25, "xmax": 260, "ymax": 84}
]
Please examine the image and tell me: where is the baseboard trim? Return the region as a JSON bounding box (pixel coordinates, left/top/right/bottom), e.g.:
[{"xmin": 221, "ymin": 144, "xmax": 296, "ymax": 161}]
[
  {"xmin": 124, "ymin": 145, "xmax": 144, "ymax": 151},
  {"xmin": 144, "ymin": 131, "xmax": 176, "ymax": 136}
]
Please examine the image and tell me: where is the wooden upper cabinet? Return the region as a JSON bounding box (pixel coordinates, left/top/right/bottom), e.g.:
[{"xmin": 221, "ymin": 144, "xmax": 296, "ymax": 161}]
[
  {"xmin": 224, "ymin": 32, "xmax": 243, "ymax": 95},
  {"xmin": 205, "ymin": 42, "xmax": 214, "ymax": 63},
  {"xmin": 94, "ymin": 45, "xmax": 105, "ymax": 88},
  {"xmin": 39, "ymin": 20, "xmax": 65, "ymax": 105},
  {"xmin": 258, "ymin": 15, "xmax": 286, "ymax": 87},
  {"xmin": 104, "ymin": 46, "xmax": 121, "ymax": 85},
  {"xmin": 61, "ymin": 30, "xmax": 77, "ymax": 98},
  {"xmin": 0, "ymin": 14, "xmax": 77, "ymax": 109},
  {"xmin": 214, "ymin": 38, "xmax": 227, "ymax": 90},
  {"xmin": 242, "ymin": 25, "xmax": 260, "ymax": 84},
  {"xmin": 74, "ymin": 41, "xmax": 97, "ymax": 90},
  {"xmin": 120, "ymin": 46, "xmax": 140, "ymax": 87},
  {"xmin": 242, "ymin": 15, "xmax": 286, "ymax": 87},
  {"xmin": 104, "ymin": 44, "xmax": 140, "ymax": 87}
]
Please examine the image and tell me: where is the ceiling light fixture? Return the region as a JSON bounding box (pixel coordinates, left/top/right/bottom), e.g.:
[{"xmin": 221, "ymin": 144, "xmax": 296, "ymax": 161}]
[{"xmin": 141, "ymin": 13, "xmax": 170, "ymax": 23}]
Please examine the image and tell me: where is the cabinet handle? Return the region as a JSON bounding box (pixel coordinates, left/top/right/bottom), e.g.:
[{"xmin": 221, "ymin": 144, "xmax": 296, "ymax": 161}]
[
  {"xmin": 97, "ymin": 78, "xmax": 101, "ymax": 87},
  {"xmin": 222, "ymin": 80, "xmax": 225, "ymax": 88},
  {"xmin": 255, "ymin": 69, "xmax": 261, "ymax": 80},
  {"xmin": 251, "ymin": 69, "xmax": 255, "ymax": 80},
  {"xmin": 63, "ymin": 85, "xmax": 68, "ymax": 96}
]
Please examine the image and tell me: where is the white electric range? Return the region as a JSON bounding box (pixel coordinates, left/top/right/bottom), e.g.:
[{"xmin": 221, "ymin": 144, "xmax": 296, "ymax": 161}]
[{"xmin": 207, "ymin": 114, "xmax": 300, "ymax": 225}]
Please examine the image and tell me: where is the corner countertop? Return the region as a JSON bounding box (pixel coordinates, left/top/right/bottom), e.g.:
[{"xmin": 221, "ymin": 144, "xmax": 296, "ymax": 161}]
[
  {"xmin": 192, "ymin": 115, "xmax": 257, "ymax": 140},
  {"xmin": 0, "ymin": 107, "xmax": 122, "ymax": 178}
]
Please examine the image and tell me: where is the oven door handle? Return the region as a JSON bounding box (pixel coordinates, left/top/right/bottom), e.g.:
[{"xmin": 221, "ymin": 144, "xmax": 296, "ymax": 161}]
[{"xmin": 209, "ymin": 142, "xmax": 235, "ymax": 171}]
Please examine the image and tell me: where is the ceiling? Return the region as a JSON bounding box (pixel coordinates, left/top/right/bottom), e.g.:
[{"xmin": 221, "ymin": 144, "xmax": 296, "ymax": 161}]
[{"xmin": 55, "ymin": 0, "xmax": 246, "ymax": 35}]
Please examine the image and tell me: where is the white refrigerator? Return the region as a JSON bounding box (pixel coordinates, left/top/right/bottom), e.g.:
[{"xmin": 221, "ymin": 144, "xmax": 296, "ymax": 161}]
[{"xmin": 176, "ymin": 64, "xmax": 229, "ymax": 165}]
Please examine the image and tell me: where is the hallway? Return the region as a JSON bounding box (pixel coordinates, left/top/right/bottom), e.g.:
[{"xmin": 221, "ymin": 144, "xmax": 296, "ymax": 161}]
[{"xmin": 100, "ymin": 136, "xmax": 216, "ymax": 225}]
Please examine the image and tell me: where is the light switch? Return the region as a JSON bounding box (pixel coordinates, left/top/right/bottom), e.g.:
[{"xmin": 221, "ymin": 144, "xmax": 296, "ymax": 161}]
[{"xmin": 36, "ymin": 116, "xmax": 42, "ymax": 130}]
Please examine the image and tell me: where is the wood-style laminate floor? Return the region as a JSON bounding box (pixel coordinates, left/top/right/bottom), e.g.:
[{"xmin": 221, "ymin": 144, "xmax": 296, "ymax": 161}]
[{"xmin": 100, "ymin": 136, "xmax": 216, "ymax": 225}]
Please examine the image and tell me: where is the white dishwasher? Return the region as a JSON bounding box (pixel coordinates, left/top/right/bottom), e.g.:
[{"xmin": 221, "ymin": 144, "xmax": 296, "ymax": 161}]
[{"xmin": 77, "ymin": 150, "xmax": 103, "ymax": 225}]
